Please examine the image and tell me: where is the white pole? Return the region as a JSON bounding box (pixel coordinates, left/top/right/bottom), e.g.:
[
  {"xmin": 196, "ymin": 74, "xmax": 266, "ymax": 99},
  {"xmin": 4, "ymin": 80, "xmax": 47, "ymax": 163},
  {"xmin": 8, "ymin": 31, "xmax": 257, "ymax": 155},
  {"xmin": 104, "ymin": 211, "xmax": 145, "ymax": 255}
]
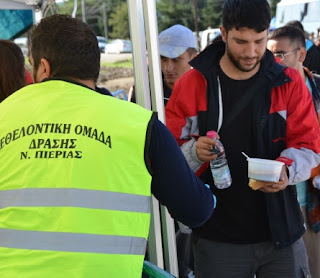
[
  {"xmin": 127, "ymin": 0, "xmax": 178, "ymax": 275},
  {"xmin": 81, "ymin": 0, "xmax": 86, "ymax": 23},
  {"xmin": 142, "ymin": 0, "xmax": 178, "ymax": 276}
]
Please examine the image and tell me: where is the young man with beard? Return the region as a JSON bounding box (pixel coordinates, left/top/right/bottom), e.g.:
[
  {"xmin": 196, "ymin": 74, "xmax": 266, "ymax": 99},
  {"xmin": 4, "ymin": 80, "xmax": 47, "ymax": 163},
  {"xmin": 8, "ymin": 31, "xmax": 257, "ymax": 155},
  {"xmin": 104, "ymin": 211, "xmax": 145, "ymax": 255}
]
[{"xmin": 165, "ymin": 0, "xmax": 320, "ymax": 277}]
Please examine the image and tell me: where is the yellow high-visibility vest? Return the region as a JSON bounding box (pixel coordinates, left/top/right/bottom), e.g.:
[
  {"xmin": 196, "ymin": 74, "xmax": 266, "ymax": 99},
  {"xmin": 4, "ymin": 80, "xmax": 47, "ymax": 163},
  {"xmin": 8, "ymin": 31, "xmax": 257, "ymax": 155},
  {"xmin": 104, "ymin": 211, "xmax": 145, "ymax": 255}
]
[{"xmin": 0, "ymin": 80, "xmax": 154, "ymax": 278}]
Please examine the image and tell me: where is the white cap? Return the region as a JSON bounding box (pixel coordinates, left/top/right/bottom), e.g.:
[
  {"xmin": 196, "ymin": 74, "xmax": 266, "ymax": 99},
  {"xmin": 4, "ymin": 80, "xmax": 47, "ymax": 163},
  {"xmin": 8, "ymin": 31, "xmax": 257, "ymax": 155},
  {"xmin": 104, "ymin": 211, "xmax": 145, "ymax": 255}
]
[{"xmin": 158, "ymin": 24, "xmax": 197, "ymax": 59}]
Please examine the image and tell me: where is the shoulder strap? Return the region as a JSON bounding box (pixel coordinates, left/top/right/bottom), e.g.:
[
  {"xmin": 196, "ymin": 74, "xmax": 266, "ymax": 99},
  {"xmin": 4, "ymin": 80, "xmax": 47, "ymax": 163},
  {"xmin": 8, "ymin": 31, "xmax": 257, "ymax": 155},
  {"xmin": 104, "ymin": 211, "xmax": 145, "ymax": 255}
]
[{"xmin": 220, "ymin": 75, "xmax": 271, "ymax": 131}]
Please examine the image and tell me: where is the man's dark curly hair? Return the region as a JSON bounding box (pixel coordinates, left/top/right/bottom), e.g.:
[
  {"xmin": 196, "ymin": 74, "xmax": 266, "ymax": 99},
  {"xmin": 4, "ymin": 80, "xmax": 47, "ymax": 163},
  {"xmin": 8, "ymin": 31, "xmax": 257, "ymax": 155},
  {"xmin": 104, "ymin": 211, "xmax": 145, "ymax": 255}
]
[
  {"xmin": 30, "ymin": 14, "xmax": 100, "ymax": 81},
  {"xmin": 222, "ymin": 0, "xmax": 271, "ymax": 33}
]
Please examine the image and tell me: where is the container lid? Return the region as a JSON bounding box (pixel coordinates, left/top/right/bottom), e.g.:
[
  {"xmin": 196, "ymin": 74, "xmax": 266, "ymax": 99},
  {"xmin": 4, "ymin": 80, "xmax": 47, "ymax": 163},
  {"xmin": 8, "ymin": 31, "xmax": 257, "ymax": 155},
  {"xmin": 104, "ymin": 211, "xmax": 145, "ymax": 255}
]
[
  {"xmin": 247, "ymin": 158, "xmax": 284, "ymax": 166},
  {"xmin": 206, "ymin": 130, "xmax": 217, "ymax": 138}
]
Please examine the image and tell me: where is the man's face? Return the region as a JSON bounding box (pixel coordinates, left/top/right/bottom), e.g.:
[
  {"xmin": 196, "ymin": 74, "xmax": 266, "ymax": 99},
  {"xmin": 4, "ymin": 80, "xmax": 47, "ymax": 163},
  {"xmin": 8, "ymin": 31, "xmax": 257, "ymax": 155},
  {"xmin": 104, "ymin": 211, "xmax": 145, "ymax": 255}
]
[
  {"xmin": 267, "ymin": 37, "xmax": 300, "ymax": 70},
  {"xmin": 221, "ymin": 26, "xmax": 268, "ymax": 73},
  {"xmin": 161, "ymin": 51, "xmax": 194, "ymax": 89}
]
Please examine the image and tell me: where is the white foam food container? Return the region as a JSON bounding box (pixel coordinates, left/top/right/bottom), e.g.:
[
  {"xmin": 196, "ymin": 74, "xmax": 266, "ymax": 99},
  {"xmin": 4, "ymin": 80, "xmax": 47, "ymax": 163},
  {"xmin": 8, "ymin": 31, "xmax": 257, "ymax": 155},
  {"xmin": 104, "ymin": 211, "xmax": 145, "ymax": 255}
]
[{"xmin": 247, "ymin": 158, "xmax": 284, "ymax": 183}]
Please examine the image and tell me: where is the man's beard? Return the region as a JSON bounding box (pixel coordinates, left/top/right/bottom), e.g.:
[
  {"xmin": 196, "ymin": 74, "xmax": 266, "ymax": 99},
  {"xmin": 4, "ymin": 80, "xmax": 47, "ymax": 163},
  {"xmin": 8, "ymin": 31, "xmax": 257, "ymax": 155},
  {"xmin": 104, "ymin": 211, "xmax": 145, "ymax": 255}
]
[{"xmin": 226, "ymin": 43, "xmax": 263, "ymax": 73}]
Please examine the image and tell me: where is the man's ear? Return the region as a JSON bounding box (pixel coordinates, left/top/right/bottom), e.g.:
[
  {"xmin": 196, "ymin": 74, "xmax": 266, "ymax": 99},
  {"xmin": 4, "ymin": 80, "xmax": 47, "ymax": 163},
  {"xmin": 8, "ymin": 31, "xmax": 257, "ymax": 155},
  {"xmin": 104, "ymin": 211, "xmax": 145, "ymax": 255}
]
[
  {"xmin": 298, "ymin": 47, "xmax": 307, "ymax": 63},
  {"xmin": 220, "ymin": 25, "xmax": 227, "ymax": 43},
  {"xmin": 37, "ymin": 58, "xmax": 51, "ymax": 81}
]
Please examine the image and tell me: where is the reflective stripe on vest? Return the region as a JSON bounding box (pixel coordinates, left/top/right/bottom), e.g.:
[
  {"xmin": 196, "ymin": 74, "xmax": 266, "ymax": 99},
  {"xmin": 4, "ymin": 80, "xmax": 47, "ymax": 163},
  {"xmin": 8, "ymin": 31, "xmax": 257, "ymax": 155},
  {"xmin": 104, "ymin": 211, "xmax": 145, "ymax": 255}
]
[
  {"xmin": 0, "ymin": 228, "xmax": 147, "ymax": 255},
  {"xmin": 0, "ymin": 188, "xmax": 151, "ymax": 213}
]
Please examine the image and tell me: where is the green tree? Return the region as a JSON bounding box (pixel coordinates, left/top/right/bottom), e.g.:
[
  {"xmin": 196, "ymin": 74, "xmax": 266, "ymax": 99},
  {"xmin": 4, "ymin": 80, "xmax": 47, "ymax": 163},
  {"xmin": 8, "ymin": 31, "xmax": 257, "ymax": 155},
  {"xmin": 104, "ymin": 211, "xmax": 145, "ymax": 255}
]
[
  {"xmin": 198, "ymin": 0, "xmax": 224, "ymax": 30},
  {"xmin": 108, "ymin": 2, "xmax": 130, "ymax": 39},
  {"xmin": 156, "ymin": 0, "xmax": 194, "ymax": 32},
  {"xmin": 58, "ymin": 0, "xmax": 127, "ymax": 38},
  {"xmin": 270, "ymin": 0, "xmax": 281, "ymax": 18}
]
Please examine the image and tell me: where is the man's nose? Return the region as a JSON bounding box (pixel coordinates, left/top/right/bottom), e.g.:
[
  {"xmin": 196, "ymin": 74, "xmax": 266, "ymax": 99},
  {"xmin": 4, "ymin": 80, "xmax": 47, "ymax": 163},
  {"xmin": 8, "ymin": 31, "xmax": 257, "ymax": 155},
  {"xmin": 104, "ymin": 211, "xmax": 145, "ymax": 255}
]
[
  {"xmin": 164, "ymin": 60, "xmax": 174, "ymax": 71},
  {"xmin": 245, "ymin": 43, "xmax": 256, "ymax": 57}
]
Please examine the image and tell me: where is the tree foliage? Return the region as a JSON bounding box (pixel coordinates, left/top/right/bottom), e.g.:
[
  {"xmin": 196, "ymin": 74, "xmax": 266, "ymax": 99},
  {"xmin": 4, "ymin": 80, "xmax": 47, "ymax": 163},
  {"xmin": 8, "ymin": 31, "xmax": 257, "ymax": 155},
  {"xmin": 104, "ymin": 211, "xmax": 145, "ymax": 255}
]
[
  {"xmin": 58, "ymin": 0, "xmax": 127, "ymax": 39},
  {"xmin": 108, "ymin": 2, "xmax": 130, "ymax": 39},
  {"xmin": 156, "ymin": 0, "xmax": 194, "ymax": 32},
  {"xmin": 198, "ymin": 0, "xmax": 224, "ymax": 29},
  {"xmin": 55, "ymin": 0, "xmax": 279, "ymax": 41},
  {"xmin": 156, "ymin": 0, "xmax": 225, "ymax": 32},
  {"xmin": 270, "ymin": 0, "xmax": 281, "ymax": 18}
]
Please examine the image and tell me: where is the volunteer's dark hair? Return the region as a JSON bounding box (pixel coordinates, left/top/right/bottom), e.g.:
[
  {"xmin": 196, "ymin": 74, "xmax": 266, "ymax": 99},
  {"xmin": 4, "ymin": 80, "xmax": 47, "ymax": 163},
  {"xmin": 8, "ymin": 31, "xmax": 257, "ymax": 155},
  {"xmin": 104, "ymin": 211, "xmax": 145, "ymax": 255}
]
[
  {"xmin": 222, "ymin": 0, "xmax": 271, "ymax": 32},
  {"xmin": 268, "ymin": 26, "xmax": 306, "ymax": 49},
  {"xmin": 0, "ymin": 40, "xmax": 26, "ymax": 102},
  {"xmin": 30, "ymin": 14, "xmax": 100, "ymax": 81}
]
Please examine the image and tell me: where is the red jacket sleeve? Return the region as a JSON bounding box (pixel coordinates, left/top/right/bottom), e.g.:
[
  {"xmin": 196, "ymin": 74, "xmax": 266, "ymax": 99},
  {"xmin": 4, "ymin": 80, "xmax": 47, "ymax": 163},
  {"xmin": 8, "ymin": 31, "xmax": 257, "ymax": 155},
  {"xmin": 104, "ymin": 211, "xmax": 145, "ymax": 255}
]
[
  {"xmin": 165, "ymin": 69, "xmax": 207, "ymax": 146},
  {"xmin": 271, "ymin": 67, "xmax": 320, "ymax": 153}
]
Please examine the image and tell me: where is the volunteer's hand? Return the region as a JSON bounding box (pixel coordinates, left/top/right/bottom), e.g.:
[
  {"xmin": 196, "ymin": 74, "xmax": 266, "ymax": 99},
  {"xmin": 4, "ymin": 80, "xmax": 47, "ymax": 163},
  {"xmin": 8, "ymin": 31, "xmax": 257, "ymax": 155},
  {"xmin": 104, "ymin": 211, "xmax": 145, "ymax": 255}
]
[
  {"xmin": 258, "ymin": 165, "xmax": 289, "ymax": 193},
  {"xmin": 196, "ymin": 136, "xmax": 218, "ymax": 162}
]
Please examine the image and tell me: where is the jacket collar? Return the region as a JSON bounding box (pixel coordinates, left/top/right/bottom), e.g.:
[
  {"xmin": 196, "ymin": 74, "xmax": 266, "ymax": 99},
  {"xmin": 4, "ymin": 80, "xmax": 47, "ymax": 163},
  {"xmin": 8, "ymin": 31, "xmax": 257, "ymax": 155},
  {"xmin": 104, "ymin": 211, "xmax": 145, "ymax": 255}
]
[{"xmin": 42, "ymin": 77, "xmax": 96, "ymax": 92}]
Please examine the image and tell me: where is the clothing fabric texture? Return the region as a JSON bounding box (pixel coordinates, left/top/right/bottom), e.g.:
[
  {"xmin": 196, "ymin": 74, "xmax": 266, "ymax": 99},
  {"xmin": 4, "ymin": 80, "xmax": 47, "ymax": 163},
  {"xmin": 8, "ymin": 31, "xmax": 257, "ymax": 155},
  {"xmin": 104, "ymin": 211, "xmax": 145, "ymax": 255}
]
[
  {"xmin": 193, "ymin": 236, "xmax": 310, "ymax": 278},
  {"xmin": 130, "ymin": 76, "xmax": 172, "ymax": 106},
  {"xmin": 158, "ymin": 24, "xmax": 197, "ymax": 59},
  {"xmin": 0, "ymin": 79, "xmax": 153, "ymax": 278},
  {"xmin": 300, "ymin": 69, "xmax": 320, "ymax": 233},
  {"xmin": 95, "ymin": 85, "xmax": 112, "ymax": 96},
  {"xmin": 302, "ymin": 205, "xmax": 320, "ymax": 278},
  {"xmin": 304, "ymin": 43, "xmax": 320, "ymax": 75},
  {"xmin": 0, "ymin": 79, "xmax": 215, "ymax": 278},
  {"xmin": 297, "ymin": 69, "xmax": 320, "ymax": 278},
  {"xmin": 165, "ymin": 40, "xmax": 320, "ymax": 276},
  {"xmin": 163, "ymin": 80, "xmax": 172, "ymax": 106}
]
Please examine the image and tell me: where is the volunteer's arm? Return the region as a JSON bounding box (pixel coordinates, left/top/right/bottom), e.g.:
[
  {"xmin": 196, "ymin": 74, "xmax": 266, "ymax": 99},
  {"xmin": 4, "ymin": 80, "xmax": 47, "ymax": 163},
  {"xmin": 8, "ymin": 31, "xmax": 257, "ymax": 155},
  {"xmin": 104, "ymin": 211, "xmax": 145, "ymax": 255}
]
[{"xmin": 148, "ymin": 119, "xmax": 215, "ymax": 228}]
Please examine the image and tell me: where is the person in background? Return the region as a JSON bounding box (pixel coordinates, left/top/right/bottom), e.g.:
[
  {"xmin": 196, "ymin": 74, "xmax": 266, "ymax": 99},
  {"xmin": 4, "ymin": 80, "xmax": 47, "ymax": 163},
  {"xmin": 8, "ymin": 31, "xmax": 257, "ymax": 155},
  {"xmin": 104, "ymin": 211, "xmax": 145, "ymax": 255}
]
[
  {"xmin": 130, "ymin": 24, "xmax": 197, "ymax": 106},
  {"xmin": 315, "ymin": 37, "xmax": 320, "ymax": 50},
  {"xmin": 25, "ymin": 69, "xmax": 34, "ymax": 85},
  {"xmin": 309, "ymin": 32, "xmax": 315, "ymax": 42},
  {"xmin": 267, "ymin": 25, "xmax": 320, "ymax": 278},
  {"xmin": 0, "ymin": 40, "xmax": 26, "ymax": 102},
  {"xmin": 159, "ymin": 23, "xmax": 198, "ymax": 278},
  {"xmin": 165, "ymin": 0, "xmax": 320, "ymax": 277},
  {"xmin": 285, "ymin": 20, "xmax": 320, "ymax": 74},
  {"xmin": 0, "ymin": 14, "xmax": 216, "ymax": 278},
  {"xmin": 158, "ymin": 24, "xmax": 197, "ymax": 105}
]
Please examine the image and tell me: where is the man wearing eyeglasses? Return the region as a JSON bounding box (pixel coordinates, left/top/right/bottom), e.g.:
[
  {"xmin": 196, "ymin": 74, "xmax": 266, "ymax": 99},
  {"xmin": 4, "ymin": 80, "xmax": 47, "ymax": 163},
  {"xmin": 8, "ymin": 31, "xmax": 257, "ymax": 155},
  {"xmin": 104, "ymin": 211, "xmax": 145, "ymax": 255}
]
[{"xmin": 268, "ymin": 25, "xmax": 320, "ymax": 278}]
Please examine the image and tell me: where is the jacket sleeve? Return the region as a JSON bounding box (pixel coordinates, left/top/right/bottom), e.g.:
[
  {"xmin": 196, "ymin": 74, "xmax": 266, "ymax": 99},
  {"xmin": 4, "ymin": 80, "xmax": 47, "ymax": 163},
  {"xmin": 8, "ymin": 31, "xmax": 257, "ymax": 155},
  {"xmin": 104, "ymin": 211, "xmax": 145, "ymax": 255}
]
[
  {"xmin": 148, "ymin": 119, "xmax": 215, "ymax": 228},
  {"xmin": 274, "ymin": 68, "xmax": 320, "ymax": 184},
  {"xmin": 165, "ymin": 70, "xmax": 208, "ymax": 173}
]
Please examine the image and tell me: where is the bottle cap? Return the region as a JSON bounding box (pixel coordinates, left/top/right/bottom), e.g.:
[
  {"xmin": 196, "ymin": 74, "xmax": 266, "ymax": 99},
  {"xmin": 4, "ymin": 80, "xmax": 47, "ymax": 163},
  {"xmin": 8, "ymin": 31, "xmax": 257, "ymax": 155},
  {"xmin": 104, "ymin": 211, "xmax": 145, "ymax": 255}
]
[{"xmin": 206, "ymin": 130, "xmax": 217, "ymax": 139}]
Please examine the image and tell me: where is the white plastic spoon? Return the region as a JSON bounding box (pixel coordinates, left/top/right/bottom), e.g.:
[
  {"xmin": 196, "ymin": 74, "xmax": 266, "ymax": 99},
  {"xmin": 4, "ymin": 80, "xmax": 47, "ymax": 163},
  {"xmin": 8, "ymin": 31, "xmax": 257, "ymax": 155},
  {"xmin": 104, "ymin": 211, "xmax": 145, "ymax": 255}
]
[{"xmin": 241, "ymin": 152, "xmax": 250, "ymax": 160}]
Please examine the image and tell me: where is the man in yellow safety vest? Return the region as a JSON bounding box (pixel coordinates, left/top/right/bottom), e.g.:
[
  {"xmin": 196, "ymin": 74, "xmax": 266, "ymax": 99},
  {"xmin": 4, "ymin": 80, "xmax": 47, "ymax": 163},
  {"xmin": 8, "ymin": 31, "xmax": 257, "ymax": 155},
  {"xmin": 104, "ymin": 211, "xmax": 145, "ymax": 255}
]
[{"xmin": 0, "ymin": 14, "xmax": 216, "ymax": 278}]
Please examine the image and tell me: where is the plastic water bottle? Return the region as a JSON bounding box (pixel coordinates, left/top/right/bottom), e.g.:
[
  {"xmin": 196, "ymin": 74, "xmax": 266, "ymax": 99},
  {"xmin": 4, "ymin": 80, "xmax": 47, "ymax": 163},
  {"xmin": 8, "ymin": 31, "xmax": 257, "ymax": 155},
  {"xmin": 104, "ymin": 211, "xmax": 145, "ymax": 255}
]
[
  {"xmin": 206, "ymin": 130, "xmax": 232, "ymax": 189},
  {"xmin": 312, "ymin": 175, "xmax": 320, "ymax": 189}
]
